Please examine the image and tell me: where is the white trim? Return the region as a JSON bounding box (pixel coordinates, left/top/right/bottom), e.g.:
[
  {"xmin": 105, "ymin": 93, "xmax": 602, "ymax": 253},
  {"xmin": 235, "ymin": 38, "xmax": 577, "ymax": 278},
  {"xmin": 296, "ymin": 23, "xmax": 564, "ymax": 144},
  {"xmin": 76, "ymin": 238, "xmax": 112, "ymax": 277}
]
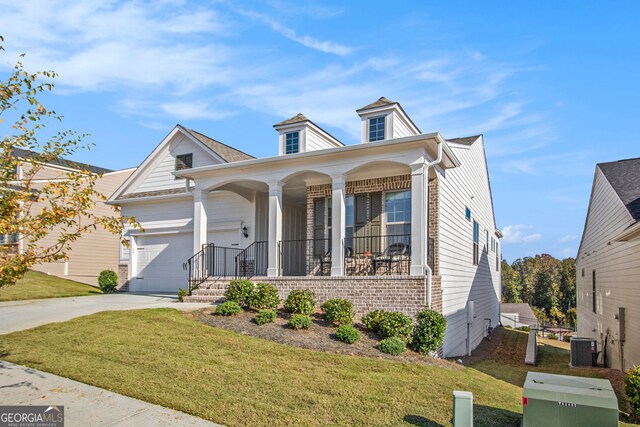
[{"xmin": 175, "ymin": 133, "xmax": 460, "ymax": 179}]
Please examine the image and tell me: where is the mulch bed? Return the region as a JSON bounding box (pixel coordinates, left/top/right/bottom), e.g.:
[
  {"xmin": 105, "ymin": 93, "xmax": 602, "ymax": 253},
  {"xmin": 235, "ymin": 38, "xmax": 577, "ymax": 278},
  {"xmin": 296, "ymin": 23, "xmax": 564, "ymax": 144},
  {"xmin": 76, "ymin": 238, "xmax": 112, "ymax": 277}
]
[
  {"xmin": 190, "ymin": 307, "xmax": 460, "ymax": 369},
  {"xmin": 448, "ymin": 326, "xmax": 507, "ymax": 365}
]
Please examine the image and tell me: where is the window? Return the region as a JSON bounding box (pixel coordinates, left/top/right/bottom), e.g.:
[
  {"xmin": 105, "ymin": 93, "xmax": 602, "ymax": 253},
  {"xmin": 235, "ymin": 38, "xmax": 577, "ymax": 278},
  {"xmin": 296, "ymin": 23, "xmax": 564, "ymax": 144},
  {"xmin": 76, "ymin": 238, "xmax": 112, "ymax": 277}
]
[
  {"xmin": 473, "ymin": 220, "xmax": 479, "ymax": 265},
  {"xmin": 369, "ymin": 116, "xmax": 385, "ymax": 142},
  {"xmin": 285, "ymin": 132, "xmax": 299, "ymax": 154},
  {"xmin": 385, "ymin": 190, "xmax": 411, "ymax": 236},
  {"xmin": 345, "ymin": 195, "xmax": 355, "ymax": 244},
  {"xmin": 485, "ymin": 230, "xmax": 489, "ymax": 252},
  {"xmin": 175, "ymin": 153, "xmax": 193, "ymax": 171},
  {"xmin": 465, "ymin": 207, "xmax": 471, "ymax": 221},
  {"xmin": 496, "ymin": 244, "xmax": 500, "ymax": 271},
  {"xmin": 119, "ymin": 238, "xmax": 130, "ymax": 262},
  {"xmin": 592, "ymin": 270, "xmax": 597, "ymax": 313}
]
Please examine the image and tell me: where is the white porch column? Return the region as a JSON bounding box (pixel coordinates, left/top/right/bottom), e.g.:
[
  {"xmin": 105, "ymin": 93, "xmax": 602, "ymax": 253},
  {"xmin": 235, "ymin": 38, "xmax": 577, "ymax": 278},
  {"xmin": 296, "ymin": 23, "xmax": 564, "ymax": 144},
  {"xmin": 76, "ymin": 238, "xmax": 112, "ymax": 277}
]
[
  {"xmin": 193, "ymin": 188, "xmax": 208, "ymax": 254},
  {"xmin": 410, "ymin": 163, "xmax": 427, "ymax": 276},
  {"xmin": 267, "ymin": 181, "xmax": 283, "ymax": 277},
  {"xmin": 331, "ymin": 175, "xmax": 346, "ymax": 276}
]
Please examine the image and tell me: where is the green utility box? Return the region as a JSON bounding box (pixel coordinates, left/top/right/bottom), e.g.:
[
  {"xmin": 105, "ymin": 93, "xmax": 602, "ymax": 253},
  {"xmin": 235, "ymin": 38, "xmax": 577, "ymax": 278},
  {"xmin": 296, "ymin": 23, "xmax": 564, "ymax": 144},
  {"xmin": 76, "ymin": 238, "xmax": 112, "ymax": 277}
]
[{"xmin": 522, "ymin": 372, "xmax": 618, "ymax": 427}]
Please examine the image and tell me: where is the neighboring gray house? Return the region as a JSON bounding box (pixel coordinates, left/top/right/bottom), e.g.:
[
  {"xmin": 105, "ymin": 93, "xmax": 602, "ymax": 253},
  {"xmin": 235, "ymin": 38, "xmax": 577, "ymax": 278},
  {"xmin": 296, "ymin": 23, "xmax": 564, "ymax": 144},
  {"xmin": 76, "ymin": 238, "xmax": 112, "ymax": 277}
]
[
  {"xmin": 577, "ymin": 157, "xmax": 640, "ymax": 370},
  {"xmin": 109, "ymin": 97, "xmax": 503, "ymax": 357},
  {"xmin": 501, "ymin": 303, "xmax": 538, "ymax": 329}
]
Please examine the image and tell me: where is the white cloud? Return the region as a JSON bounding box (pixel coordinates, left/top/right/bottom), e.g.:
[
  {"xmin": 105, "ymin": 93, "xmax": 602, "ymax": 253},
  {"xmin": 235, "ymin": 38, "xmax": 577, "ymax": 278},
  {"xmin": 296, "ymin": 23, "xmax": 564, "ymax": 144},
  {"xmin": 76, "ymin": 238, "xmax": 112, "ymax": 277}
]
[
  {"xmin": 559, "ymin": 234, "xmax": 579, "ymax": 243},
  {"xmin": 502, "ymin": 224, "xmax": 542, "ymax": 244},
  {"xmin": 235, "ymin": 8, "xmax": 353, "ymax": 56}
]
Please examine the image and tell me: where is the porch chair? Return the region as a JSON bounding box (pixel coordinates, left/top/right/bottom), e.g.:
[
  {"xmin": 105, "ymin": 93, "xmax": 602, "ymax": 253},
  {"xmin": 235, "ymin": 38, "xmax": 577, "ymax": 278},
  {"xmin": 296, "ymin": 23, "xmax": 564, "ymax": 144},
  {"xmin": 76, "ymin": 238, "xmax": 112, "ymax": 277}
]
[
  {"xmin": 372, "ymin": 242, "xmax": 411, "ymax": 275},
  {"xmin": 319, "ymin": 246, "xmax": 353, "ymax": 275}
]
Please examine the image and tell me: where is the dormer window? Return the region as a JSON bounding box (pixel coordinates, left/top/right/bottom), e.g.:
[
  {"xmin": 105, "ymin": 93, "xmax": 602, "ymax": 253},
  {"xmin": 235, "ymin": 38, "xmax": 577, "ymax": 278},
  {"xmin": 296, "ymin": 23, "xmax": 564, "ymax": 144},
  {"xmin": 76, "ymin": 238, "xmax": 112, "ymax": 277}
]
[
  {"xmin": 369, "ymin": 116, "xmax": 385, "ymax": 142},
  {"xmin": 285, "ymin": 132, "xmax": 299, "ymax": 154},
  {"xmin": 175, "ymin": 153, "xmax": 193, "ymax": 171}
]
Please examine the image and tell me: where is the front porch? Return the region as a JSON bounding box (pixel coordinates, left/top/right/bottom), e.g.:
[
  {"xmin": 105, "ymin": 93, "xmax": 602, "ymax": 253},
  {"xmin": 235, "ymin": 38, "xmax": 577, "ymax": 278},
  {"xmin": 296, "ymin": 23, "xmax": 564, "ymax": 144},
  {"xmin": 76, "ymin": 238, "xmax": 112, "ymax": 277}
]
[
  {"xmin": 179, "ymin": 132, "xmax": 451, "ymax": 293},
  {"xmin": 184, "ymin": 169, "xmax": 439, "ymax": 294}
]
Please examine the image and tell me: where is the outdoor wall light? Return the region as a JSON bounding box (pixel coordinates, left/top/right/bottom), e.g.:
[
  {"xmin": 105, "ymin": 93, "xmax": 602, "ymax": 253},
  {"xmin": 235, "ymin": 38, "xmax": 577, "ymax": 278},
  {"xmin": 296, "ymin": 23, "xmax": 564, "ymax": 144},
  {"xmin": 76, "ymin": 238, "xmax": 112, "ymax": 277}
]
[{"xmin": 242, "ymin": 226, "xmax": 249, "ymax": 238}]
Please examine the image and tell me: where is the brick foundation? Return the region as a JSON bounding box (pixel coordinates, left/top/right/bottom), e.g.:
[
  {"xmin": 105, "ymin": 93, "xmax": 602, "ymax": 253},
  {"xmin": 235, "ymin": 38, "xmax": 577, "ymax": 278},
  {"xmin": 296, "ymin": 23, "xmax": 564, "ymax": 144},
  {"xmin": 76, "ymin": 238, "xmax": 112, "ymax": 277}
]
[
  {"xmin": 430, "ymin": 275, "xmax": 442, "ymax": 313},
  {"xmin": 117, "ymin": 264, "xmax": 130, "ymax": 292},
  {"xmin": 252, "ymin": 275, "xmax": 428, "ymax": 318}
]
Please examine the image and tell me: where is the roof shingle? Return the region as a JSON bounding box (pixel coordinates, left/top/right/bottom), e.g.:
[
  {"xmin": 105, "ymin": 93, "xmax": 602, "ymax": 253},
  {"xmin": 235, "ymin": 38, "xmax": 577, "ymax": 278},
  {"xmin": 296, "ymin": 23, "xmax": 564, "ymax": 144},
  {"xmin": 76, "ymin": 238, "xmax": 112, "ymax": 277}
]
[
  {"xmin": 598, "ymin": 157, "xmax": 640, "ymax": 221},
  {"xmin": 356, "ymin": 97, "xmax": 396, "ymax": 112},
  {"xmin": 11, "ymin": 147, "xmax": 112, "ymax": 174},
  {"xmin": 183, "ymin": 127, "xmax": 254, "ymax": 163},
  {"xmin": 273, "ymin": 113, "xmax": 310, "ymax": 127}
]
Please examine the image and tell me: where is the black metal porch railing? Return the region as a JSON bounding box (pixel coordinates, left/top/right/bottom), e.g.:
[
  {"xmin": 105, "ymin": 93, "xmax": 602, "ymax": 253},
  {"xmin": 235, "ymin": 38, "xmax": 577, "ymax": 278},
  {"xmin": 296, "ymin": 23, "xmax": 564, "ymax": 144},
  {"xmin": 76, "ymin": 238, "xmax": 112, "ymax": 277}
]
[
  {"xmin": 344, "ymin": 234, "xmax": 411, "ymax": 276},
  {"xmin": 183, "ymin": 243, "xmax": 267, "ymax": 294},
  {"xmin": 278, "ymin": 238, "xmax": 331, "ymax": 276},
  {"xmin": 235, "ymin": 240, "xmax": 268, "ymax": 278}
]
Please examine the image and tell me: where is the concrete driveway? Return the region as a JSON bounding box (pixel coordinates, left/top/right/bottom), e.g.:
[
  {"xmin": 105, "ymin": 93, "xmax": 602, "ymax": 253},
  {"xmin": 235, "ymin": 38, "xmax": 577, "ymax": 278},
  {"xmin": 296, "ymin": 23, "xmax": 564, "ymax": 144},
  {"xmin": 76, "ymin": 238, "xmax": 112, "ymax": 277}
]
[{"xmin": 0, "ymin": 293, "xmax": 212, "ymax": 335}]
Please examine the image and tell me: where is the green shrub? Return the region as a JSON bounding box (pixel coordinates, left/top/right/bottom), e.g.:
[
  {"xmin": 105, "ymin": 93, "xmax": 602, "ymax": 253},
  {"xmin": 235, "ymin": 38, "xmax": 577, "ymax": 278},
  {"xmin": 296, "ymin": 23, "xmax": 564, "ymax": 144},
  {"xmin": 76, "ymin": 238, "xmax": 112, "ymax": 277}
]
[
  {"xmin": 377, "ymin": 311, "xmax": 414, "ymax": 343},
  {"xmin": 625, "ymin": 366, "xmax": 640, "ymax": 418},
  {"xmin": 411, "ymin": 307, "xmax": 446, "ymax": 355},
  {"xmin": 503, "ymin": 325, "xmax": 512, "ymax": 329},
  {"xmin": 225, "ymin": 280, "xmax": 254, "ymax": 307},
  {"xmin": 254, "ymin": 309, "xmax": 277, "ymax": 325},
  {"xmin": 288, "ymin": 314, "xmax": 312, "ymax": 330},
  {"xmin": 283, "ymin": 289, "xmax": 316, "ymax": 315},
  {"xmin": 249, "ymin": 283, "xmax": 280, "ymax": 310},
  {"xmin": 98, "ymin": 270, "xmax": 118, "ymax": 293},
  {"xmin": 547, "ymin": 332, "xmax": 558, "ymax": 340},
  {"xmin": 321, "ymin": 298, "xmax": 355, "ymax": 326},
  {"xmin": 516, "ymin": 326, "xmax": 531, "ymax": 332},
  {"xmin": 177, "ymin": 288, "xmax": 187, "ymax": 302},
  {"xmin": 335, "ymin": 325, "xmax": 360, "ymax": 344},
  {"xmin": 216, "ymin": 301, "xmax": 242, "ymax": 316},
  {"xmin": 379, "ymin": 336, "xmax": 406, "ymax": 356},
  {"xmin": 563, "ymin": 335, "xmax": 572, "ymax": 343},
  {"xmin": 362, "ymin": 309, "xmax": 386, "ymax": 332}
]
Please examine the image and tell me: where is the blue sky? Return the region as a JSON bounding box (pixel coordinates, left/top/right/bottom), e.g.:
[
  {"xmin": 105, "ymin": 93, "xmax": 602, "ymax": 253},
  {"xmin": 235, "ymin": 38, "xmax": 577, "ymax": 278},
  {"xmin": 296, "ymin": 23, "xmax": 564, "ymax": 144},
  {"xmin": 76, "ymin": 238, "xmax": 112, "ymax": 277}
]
[{"xmin": 1, "ymin": 1, "xmax": 639, "ymax": 262}]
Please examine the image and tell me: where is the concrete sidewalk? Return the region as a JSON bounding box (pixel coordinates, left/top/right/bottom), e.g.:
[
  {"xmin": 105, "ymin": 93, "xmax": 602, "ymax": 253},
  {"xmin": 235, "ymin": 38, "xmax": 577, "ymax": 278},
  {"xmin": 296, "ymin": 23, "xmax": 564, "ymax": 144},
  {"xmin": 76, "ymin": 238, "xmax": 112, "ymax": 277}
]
[
  {"xmin": 0, "ymin": 361, "xmax": 221, "ymax": 426},
  {"xmin": 0, "ymin": 293, "xmax": 212, "ymax": 334}
]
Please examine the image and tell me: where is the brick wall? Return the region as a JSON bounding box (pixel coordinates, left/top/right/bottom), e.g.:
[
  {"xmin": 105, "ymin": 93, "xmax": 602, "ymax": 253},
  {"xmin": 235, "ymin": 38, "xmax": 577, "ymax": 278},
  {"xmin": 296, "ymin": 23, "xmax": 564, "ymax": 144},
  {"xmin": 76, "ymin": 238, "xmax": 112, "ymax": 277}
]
[
  {"xmin": 253, "ymin": 275, "xmax": 428, "ymax": 318},
  {"xmin": 117, "ymin": 264, "xmax": 130, "ymax": 292},
  {"xmin": 430, "ymin": 275, "xmax": 442, "ymax": 313}
]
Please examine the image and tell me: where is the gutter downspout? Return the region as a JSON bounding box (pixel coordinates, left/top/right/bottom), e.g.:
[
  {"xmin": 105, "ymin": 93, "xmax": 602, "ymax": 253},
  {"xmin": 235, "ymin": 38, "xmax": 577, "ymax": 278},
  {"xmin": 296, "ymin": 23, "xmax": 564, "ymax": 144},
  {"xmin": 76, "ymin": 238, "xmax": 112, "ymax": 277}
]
[{"xmin": 424, "ymin": 138, "xmax": 443, "ymax": 308}]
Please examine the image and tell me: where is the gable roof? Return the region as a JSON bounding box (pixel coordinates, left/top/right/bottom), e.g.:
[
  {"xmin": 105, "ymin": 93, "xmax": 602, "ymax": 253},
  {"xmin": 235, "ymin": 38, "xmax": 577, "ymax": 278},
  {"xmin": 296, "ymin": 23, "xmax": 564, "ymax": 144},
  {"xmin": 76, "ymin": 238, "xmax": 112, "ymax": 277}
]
[
  {"xmin": 12, "ymin": 147, "xmax": 112, "ymax": 174},
  {"xmin": 501, "ymin": 303, "xmax": 537, "ymax": 325},
  {"xmin": 356, "ymin": 97, "xmax": 396, "ymax": 112},
  {"xmin": 598, "ymin": 157, "xmax": 640, "ymax": 221},
  {"xmin": 181, "ymin": 127, "xmax": 254, "ymax": 163},
  {"xmin": 273, "ymin": 113, "xmax": 310, "ymax": 127},
  {"xmin": 447, "ymin": 135, "xmax": 482, "ymax": 145}
]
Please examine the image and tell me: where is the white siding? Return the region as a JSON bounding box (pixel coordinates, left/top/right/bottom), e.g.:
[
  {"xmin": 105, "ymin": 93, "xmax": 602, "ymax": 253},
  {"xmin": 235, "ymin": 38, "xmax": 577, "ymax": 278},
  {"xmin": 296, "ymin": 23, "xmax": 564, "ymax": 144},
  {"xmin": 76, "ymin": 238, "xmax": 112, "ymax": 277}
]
[
  {"xmin": 132, "ymin": 134, "xmax": 221, "ymax": 193},
  {"xmin": 305, "ymin": 127, "xmax": 337, "ymax": 152},
  {"xmin": 438, "ymin": 138, "xmax": 501, "ymax": 357},
  {"xmin": 576, "ymin": 168, "xmax": 638, "ymax": 370},
  {"xmin": 391, "ymin": 111, "xmax": 417, "ymax": 139}
]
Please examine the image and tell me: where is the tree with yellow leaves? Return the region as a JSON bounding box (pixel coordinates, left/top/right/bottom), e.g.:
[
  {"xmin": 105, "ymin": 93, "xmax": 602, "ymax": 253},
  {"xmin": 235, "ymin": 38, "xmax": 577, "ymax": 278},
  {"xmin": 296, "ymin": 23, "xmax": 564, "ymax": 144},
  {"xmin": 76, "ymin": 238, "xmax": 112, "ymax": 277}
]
[{"xmin": 0, "ymin": 36, "xmax": 140, "ymax": 287}]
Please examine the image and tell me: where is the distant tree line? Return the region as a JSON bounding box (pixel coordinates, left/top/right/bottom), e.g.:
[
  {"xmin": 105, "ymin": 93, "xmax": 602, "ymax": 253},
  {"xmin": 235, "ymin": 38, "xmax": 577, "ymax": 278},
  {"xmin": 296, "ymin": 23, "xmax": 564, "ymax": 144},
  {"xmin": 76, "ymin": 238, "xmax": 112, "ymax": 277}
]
[{"xmin": 501, "ymin": 254, "xmax": 576, "ymax": 327}]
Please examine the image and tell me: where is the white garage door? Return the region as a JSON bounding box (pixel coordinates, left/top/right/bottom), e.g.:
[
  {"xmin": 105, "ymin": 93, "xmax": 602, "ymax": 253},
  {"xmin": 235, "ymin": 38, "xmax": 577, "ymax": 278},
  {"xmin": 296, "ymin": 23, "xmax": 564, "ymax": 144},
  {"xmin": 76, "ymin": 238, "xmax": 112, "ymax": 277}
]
[{"xmin": 133, "ymin": 234, "xmax": 192, "ymax": 292}]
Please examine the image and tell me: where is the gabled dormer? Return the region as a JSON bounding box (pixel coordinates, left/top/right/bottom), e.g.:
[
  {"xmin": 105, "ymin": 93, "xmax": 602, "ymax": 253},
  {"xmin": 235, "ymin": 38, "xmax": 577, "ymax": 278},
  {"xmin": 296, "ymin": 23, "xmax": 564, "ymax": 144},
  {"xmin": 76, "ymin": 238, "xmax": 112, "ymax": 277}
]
[
  {"xmin": 356, "ymin": 97, "xmax": 421, "ymax": 143},
  {"xmin": 273, "ymin": 113, "xmax": 343, "ymax": 156}
]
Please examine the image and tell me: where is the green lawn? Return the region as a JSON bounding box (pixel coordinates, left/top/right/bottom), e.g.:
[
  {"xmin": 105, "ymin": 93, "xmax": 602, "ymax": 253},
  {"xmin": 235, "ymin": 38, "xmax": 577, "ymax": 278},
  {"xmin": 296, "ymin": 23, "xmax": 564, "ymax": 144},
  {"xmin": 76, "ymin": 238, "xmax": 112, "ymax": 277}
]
[
  {"xmin": 0, "ymin": 270, "xmax": 101, "ymax": 302},
  {"xmin": 0, "ymin": 309, "xmax": 635, "ymax": 426}
]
